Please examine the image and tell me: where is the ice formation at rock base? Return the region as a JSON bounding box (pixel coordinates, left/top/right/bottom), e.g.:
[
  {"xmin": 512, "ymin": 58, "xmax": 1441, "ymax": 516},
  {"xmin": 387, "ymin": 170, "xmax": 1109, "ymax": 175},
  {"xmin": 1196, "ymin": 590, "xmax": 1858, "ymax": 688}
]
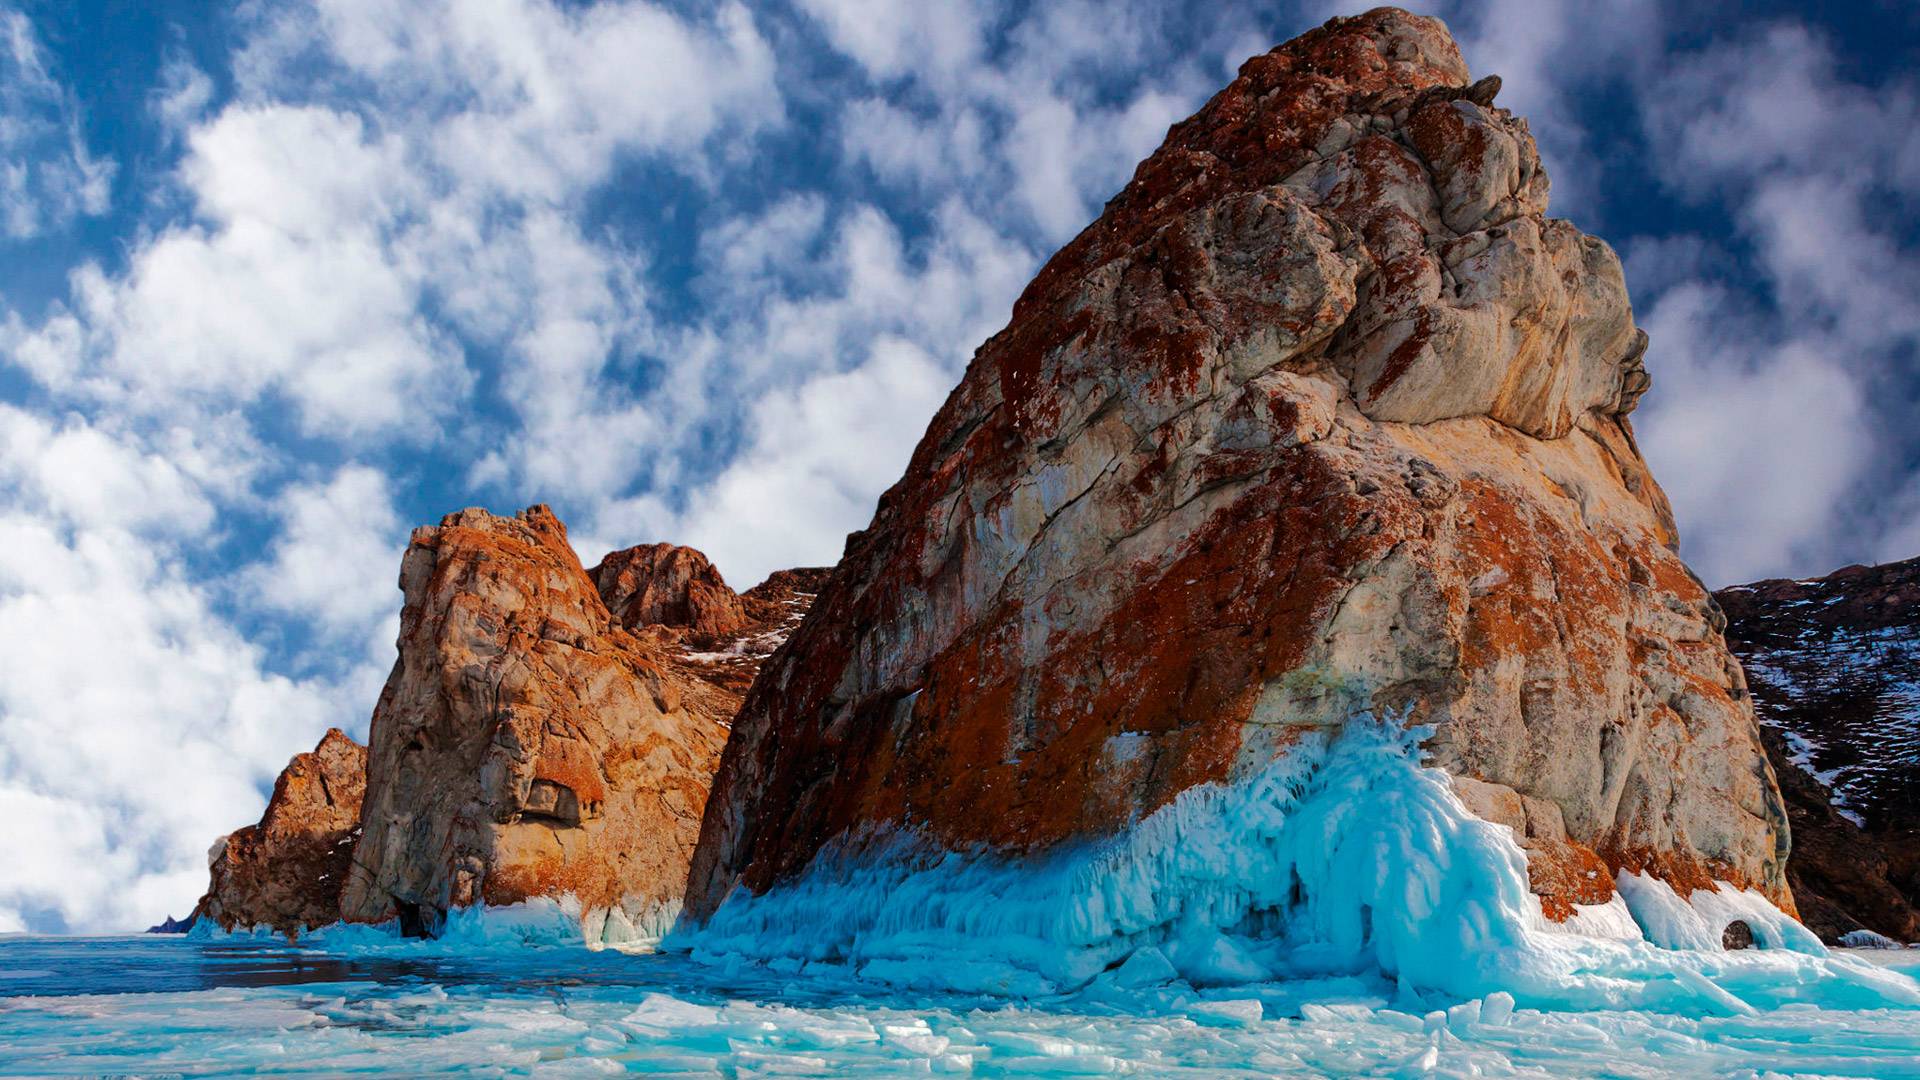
[
  {"xmin": 672, "ymin": 716, "xmax": 1916, "ymax": 1018},
  {"xmin": 183, "ymin": 716, "xmax": 1920, "ymax": 1027}
]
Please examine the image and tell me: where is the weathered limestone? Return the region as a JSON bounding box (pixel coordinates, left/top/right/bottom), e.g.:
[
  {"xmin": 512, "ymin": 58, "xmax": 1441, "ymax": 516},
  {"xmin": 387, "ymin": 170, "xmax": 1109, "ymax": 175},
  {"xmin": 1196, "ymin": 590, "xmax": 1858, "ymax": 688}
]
[
  {"xmin": 339, "ymin": 506, "xmax": 728, "ymax": 940},
  {"xmin": 686, "ymin": 7, "xmax": 1791, "ymax": 924},
  {"xmin": 194, "ymin": 729, "xmax": 366, "ymax": 936}
]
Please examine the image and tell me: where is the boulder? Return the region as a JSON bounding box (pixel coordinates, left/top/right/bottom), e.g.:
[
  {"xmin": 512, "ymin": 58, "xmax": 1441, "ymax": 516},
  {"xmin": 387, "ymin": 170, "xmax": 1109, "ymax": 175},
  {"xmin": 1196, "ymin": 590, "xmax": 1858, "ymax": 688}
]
[
  {"xmin": 591, "ymin": 544, "xmax": 752, "ymax": 642},
  {"xmin": 194, "ymin": 728, "xmax": 366, "ymax": 936},
  {"xmin": 685, "ymin": 7, "xmax": 1790, "ymax": 925},
  {"xmin": 339, "ymin": 506, "xmax": 729, "ymax": 940}
]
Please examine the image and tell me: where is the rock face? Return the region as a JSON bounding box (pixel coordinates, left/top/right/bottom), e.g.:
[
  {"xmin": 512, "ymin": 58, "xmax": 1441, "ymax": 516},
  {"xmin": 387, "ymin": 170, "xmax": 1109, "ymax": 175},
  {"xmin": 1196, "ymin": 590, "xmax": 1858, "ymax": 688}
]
[
  {"xmin": 591, "ymin": 551, "xmax": 831, "ymax": 708},
  {"xmin": 1717, "ymin": 557, "xmax": 1920, "ymax": 942},
  {"xmin": 686, "ymin": 8, "xmax": 1789, "ymax": 924},
  {"xmin": 195, "ymin": 729, "xmax": 366, "ymax": 935},
  {"xmin": 592, "ymin": 544, "xmax": 752, "ymax": 641},
  {"xmin": 340, "ymin": 506, "xmax": 729, "ymax": 940}
]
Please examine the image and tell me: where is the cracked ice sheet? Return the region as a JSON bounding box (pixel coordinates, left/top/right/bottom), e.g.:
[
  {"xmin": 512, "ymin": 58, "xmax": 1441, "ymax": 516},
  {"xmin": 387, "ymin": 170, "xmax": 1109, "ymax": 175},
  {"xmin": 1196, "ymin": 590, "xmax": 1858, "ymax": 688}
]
[{"xmin": 2, "ymin": 945, "xmax": 1920, "ymax": 1077}]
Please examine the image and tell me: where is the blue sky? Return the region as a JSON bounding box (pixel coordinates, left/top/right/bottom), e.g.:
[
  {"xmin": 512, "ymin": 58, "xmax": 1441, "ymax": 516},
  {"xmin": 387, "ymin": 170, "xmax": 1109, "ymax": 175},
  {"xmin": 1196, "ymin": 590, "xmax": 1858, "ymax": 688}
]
[{"xmin": 0, "ymin": 0, "xmax": 1916, "ymax": 933}]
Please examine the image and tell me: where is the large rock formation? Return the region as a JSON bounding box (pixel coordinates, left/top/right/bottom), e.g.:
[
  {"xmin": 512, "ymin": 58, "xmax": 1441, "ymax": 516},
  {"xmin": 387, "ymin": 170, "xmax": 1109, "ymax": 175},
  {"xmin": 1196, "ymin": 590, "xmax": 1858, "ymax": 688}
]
[
  {"xmin": 194, "ymin": 729, "xmax": 366, "ymax": 935},
  {"xmin": 686, "ymin": 8, "xmax": 1789, "ymax": 926},
  {"xmin": 339, "ymin": 506, "xmax": 729, "ymax": 941},
  {"xmin": 1717, "ymin": 557, "xmax": 1920, "ymax": 942}
]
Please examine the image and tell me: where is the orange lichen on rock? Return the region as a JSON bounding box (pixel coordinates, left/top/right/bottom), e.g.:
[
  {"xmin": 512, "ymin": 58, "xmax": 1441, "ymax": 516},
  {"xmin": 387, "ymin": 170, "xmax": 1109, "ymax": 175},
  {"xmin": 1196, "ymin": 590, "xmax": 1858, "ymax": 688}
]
[
  {"xmin": 684, "ymin": 7, "xmax": 1792, "ymax": 924},
  {"xmin": 339, "ymin": 506, "xmax": 730, "ymax": 936},
  {"xmin": 195, "ymin": 729, "xmax": 366, "ymax": 936}
]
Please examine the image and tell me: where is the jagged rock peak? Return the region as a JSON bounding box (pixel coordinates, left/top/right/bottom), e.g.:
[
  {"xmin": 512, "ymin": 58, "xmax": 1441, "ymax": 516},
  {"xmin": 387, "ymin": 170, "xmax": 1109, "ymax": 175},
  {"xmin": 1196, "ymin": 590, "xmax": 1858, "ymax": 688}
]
[
  {"xmin": 340, "ymin": 504, "xmax": 728, "ymax": 942},
  {"xmin": 591, "ymin": 543, "xmax": 751, "ymax": 640},
  {"xmin": 194, "ymin": 728, "xmax": 367, "ymax": 936},
  {"xmin": 684, "ymin": 6, "xmax": 1786, "ymax": 927}
]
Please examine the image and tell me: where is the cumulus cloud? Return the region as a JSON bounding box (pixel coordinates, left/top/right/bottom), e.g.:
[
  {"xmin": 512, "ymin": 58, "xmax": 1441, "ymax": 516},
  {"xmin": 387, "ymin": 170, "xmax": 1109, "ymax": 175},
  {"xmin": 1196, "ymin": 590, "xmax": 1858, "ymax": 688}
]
[
  {"xmin": 1630, "ymin": 20, "xmax": 1920, "ymax": 582},
  {"xmin": 0, "ymin": 414, "xmax": 355, "ymax": 932},
  {"xmin": 243, "ymin": 465, "xmax": 405, "ymax": 640}
]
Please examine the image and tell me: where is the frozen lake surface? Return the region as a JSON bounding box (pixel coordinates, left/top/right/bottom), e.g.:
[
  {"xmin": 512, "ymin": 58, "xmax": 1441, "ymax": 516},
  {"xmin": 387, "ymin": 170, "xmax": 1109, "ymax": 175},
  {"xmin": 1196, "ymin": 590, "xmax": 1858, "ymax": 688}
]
[{"xmin": 3, "ymin": 933, "xmax": 1919, "ymax": 1078}]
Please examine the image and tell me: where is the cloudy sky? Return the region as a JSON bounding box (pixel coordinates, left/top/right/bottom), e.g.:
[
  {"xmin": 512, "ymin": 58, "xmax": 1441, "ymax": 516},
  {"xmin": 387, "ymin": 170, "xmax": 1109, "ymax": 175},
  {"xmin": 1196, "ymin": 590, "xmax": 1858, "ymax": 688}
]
[{"xmin": 1, "ymin": 0, "xmax": 1916, "ymax": 934}]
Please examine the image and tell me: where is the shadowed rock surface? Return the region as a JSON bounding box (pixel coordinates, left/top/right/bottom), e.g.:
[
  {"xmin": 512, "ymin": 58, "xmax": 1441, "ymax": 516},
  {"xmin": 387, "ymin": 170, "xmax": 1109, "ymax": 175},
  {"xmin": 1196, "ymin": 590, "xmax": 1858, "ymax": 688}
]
[
  {"xmin": 1718, "ymin": 556, "xmax": 1920, "ymax": 942},
  {"xmin": 339, "ymin": 506, "xmax": 729, "ymax": 941},
  {"xmin": 686, "ymin": 7, "xmax": 1790, "ymax": 924},
  {"xmin": 193, "ymin": 729, "xmax": 366, "ymax": 936}
]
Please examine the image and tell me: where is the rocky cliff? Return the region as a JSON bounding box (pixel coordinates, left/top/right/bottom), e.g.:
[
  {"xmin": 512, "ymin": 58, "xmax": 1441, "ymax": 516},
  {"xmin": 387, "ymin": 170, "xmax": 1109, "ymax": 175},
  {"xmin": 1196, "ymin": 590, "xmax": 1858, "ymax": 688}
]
[
  {"xmin": 1717, "ymin": 557, "xmax": 1920, "ymax": 942},
  {"xmin": 339, "ymin": 506, "xmax": 730, "ymax": 941},
  {"xmin": 183, "ymin": 506, "xmax": 823, "ymax": 939},
  {"xmin": 194, "ymin": 729, "xmax": 366, "ymax": 935},
  {"xmin": 686, "ymin": 7, "xmax": 1790, "ymax": 928}
]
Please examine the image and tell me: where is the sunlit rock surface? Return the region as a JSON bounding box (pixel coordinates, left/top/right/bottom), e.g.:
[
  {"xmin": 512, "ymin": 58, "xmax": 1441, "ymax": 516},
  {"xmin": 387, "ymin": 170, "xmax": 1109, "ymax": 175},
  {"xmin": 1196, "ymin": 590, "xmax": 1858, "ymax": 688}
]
[
  {"xmin": 591, "ymin": 547, "xmax": 830, "ymax": 720},
  {"xmin": 193, "ymin": 729, "xmax": 366, "ymax": 936},
  {"xmin": 1718, "ymin": 555, "xmax": 1920, "ymax": 943},
  {"xmin": 339, "ymin": 506, "xmax": 729, "ymax": 940},
  {"xmin": 686, "ymin": 6, "xmax": 1790, "ymax": 934}
]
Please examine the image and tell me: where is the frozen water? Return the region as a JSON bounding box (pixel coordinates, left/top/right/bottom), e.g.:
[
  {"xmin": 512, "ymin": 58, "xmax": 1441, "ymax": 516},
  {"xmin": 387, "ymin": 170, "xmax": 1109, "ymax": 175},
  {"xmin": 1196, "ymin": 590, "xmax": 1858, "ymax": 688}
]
[
  {"xmin": 7, "ymin": 717, "xmax": 1918, "ymax": 1076},
  {"xmin": 4, "ymin": 935, "xmax": 1919, "ymax": 1077},
  {"xmin": 676, "ymin": 716, "xmax": 1919, "ymax": 1014}
]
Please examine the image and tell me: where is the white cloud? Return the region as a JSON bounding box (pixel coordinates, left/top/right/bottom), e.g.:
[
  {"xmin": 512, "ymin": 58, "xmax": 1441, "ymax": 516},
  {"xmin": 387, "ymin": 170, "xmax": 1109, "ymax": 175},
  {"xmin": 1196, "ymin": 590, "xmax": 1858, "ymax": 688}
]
[
  {"xmin": 1628, "ymin": 21, "xmax": 1920, "ymax": 582},
  {"xmin": 0, "ymin": 5, "xmax": 113, "ymax": 239},
  {"xmin": 796, "ymin": 0, "xmax": 993, "ymax": 87},
  {"xmin": 1635, "ymin": 284, "xmax": 1877, "ymax": 584},
  {"xmin": 589, "ymin": 335, "xmax": 953, "ymax": 587},
  {"xmin": 0, "ymin": 422, "xmax": 357, "ymax": 931},
  {"xmin": 801, "ymin": 0, "xmax": 1229, "ymax": 242},
  {"xmin": 242, "ymin": 465, "xmax": 404, "ymax": 639},
  {"xmin": 0, "ymin": 406, "xmax": 217, "ymax": 535},
  {"xmin": 151, "ymin": 52, "xmax": 215, "ymax": 135}
]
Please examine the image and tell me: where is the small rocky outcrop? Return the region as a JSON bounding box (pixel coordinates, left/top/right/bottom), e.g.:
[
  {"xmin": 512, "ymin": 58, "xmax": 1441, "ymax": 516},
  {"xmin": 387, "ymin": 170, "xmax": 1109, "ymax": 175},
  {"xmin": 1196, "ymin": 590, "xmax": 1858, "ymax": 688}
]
[
  {"xmin": 1718, "ymin": 557, "xmax": 1920, "ymax": 942},
  {"xmin": 193, "ymin": 729, "xmax": 366, "ymax": 936},
  {"xmin": 593, "ymin": 550, "xmax": 831, "ymax": 708},
  {"xmin": 686, "ymin": 8, "xmax": 1790, "ymax": 924},
  {"xmin": 592, "ymin": 544, "xmax": 752, "ymax": 641},
  {"xmin": 339, "ymin": 506, "xmax": 729, "ymax": 941}
]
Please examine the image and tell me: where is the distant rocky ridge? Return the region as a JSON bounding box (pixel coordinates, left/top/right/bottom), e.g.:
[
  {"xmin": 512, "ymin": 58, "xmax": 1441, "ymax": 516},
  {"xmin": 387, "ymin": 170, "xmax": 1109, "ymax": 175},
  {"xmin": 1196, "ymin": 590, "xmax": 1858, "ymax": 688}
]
[
  {"xmin": 1717, "ymin": 556, "xmax": 1920, "ymax": 943},
  {"xmin": 686, "ymin": 6, "xmax": 1790, "ymax": 931},
  {"xmin": 188, "ymin": 507, "xmax": 820, "ymax": 939}
]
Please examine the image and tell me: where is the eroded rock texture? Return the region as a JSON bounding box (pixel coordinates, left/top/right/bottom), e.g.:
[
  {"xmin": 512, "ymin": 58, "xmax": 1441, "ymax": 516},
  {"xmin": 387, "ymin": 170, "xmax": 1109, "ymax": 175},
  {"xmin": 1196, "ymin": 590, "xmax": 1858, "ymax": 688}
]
[
  {"xmin": 1718, "ymin": 557, "xmax": 1920, "ymax": 942},
  {"xmin": 591, "ymin": 549, "xmax": 831, "ymax": 713},
  {"xmin": 340, "ymin": 506, "xmax": 729, "ymax": 939},
  {"xmin": 687, "ymin": 7, "xmax": 1790, "ymax": 923},
  {"xmin": 195, "ymin": 729, "xmax": 366, "ymax": 936}
]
